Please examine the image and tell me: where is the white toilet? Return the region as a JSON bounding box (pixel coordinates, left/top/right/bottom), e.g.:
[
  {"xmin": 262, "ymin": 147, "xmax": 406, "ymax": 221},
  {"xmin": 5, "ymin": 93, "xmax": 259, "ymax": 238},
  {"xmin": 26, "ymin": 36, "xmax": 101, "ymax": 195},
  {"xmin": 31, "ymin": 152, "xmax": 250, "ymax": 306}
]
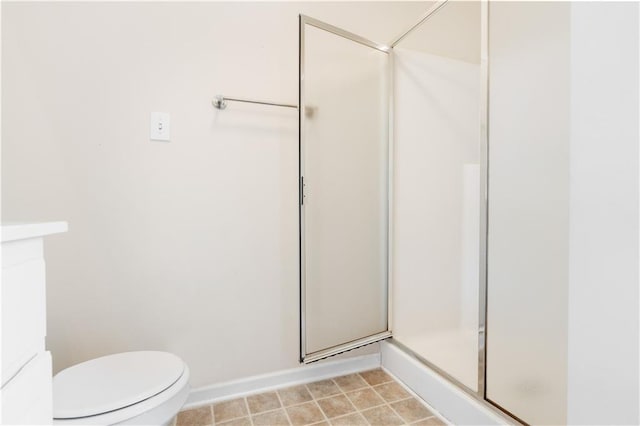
[{"xmin": 52, "ymin": 351, "xmax": 190, "ymax": 425}]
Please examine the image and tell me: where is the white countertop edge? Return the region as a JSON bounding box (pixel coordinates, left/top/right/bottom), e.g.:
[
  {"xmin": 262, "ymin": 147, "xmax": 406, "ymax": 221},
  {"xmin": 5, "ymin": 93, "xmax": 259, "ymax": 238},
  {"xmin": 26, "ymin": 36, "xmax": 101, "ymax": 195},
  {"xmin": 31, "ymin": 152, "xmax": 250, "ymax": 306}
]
[{"xmin": 1, "ymin": 221, "xmax": 69, "ymax": 243}]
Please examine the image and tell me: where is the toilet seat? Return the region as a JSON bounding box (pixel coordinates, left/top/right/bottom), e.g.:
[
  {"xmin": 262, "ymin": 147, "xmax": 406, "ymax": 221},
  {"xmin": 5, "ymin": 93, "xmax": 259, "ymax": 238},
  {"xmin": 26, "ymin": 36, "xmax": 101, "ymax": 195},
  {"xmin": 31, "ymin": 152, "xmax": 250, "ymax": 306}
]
[{"xmin": 53, "ymin": 351, "xmax": 190, "ymax": 425}]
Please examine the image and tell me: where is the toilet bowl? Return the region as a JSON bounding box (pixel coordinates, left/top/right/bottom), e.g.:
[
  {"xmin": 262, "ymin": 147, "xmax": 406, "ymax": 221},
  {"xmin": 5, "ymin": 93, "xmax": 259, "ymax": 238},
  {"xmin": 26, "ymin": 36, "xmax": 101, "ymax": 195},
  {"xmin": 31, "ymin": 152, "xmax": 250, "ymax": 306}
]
[{"xmin": 52, "ymin": 351, "xmax": 190, "ymax": 425}]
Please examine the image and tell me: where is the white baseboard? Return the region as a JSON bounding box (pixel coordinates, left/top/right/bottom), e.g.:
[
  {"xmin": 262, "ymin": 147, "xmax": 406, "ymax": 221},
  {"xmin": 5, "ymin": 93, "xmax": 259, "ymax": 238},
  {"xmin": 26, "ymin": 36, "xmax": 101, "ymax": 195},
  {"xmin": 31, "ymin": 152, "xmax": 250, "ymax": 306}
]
[
  {"xmin": 184, "ymin": 353, "xmax": 380, "ymax": 409},
  {"xmin": 380, "ymin": 341, "xmax": 510, "ymax": 425}
]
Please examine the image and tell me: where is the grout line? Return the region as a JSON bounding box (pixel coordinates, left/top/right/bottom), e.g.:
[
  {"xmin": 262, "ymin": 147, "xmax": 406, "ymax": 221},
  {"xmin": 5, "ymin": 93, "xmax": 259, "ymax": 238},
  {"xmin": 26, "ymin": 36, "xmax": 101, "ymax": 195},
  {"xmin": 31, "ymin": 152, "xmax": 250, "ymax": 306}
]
[
  {"xmin": 244, "ymin": 397, "xmax": 255, "ymax": 426},
  {"xmin": 305, "ymin": 382, "xmax": 331, "ymax": 424},
  {"xmin": 210, "ymin": 400, "xmax": 250, "ymax": 425},
  {"xmin": 319, "ymin": 372, "xmax": 395, "ymax": 425},
  {"xmin": 312, "ymin": 397, "xmax": 331, "ymax": 424},
  {"xmin": 409, "ymin": 415, "xmax": 437, "ymax": 425},
  {"xmin": 379, "ymin": 368, "xmax": 451, "ymax": 425},
  {"xmin": 246, "ymin": 406, "xmax": 283, "ymax": 416},
  {"xmin": 343, "ymin": 386, "xmax": 388, "ymax": 412},
  {"xmin": 331, "ymin": 378, "xmax": 361, "ymax": 420},
  {"xmin": 324, "ymin": 371, "xmax": 400, "ymax": 424},
  {"xmin": 368, "ymin": 383, "xmax": 411, "ymax": 425},
  {"xmin": 274, "ymin": 388, "xmax": 294, "ymax": 426},
  {"xmin": 330, "ymin": 411, "xmax": 366, "ymax": 423}
]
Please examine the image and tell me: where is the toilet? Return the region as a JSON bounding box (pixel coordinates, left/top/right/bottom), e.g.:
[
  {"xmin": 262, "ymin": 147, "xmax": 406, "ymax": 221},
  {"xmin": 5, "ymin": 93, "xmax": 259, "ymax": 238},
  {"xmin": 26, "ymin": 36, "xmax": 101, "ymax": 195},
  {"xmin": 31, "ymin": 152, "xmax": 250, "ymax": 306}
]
[{"xmin": 52, "ymin": 351, "xmax": 190, "ymax": 425}]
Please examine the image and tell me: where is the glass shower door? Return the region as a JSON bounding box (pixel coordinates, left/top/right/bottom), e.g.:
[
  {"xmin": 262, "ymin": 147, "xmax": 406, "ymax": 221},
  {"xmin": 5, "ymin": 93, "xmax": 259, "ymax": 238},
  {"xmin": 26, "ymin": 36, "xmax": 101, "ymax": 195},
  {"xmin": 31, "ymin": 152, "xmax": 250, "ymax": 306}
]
[
  {"xmin": 485, "ymin": 3, "xmax": 569, "ymax": 424},
  {"xmin": 391, "ymin": 1, "xmax": 484, "ymax": 392},
  {"xmin": 299, "ymin": 16, "xmax": 391, "ymax": 363}
]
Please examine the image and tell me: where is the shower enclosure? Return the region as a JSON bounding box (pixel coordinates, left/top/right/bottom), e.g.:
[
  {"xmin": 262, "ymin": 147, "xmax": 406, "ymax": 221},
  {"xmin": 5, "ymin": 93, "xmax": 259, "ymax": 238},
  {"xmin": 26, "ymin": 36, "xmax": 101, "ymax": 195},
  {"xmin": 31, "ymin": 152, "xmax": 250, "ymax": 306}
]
[{"xmin": 299, "ymin": 2, "xmax": 568, "ymax": 424}]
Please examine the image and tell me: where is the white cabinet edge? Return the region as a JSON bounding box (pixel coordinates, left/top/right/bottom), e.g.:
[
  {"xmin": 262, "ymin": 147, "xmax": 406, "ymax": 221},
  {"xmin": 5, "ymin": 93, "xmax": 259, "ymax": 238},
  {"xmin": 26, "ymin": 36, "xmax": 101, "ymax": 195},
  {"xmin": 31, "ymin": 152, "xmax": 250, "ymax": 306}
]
[{"xmin": 1, "ymin": 222, "xmax": 68, "ymax": 243}]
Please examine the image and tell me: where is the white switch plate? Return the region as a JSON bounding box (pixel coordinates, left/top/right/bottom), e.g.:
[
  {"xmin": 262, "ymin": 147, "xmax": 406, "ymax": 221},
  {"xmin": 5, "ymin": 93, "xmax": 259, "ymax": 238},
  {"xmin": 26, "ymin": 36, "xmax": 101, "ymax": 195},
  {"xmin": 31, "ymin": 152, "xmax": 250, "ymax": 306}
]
[{"xmin": 150, "ymin": 112, "xmax": 170, "ymax": 141}]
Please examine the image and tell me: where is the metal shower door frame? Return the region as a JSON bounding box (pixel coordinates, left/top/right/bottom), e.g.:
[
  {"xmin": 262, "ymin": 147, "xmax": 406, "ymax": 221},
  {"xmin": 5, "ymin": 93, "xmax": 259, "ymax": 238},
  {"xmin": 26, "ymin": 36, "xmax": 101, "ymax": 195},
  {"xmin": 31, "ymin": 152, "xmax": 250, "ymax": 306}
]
[
  {"xmin": 298, "ymin": 14, "xmax": 393, "ymax": 364},
  {"xmin": 386, "ymin": 0, "xmax": 494, "ymax": 409}
]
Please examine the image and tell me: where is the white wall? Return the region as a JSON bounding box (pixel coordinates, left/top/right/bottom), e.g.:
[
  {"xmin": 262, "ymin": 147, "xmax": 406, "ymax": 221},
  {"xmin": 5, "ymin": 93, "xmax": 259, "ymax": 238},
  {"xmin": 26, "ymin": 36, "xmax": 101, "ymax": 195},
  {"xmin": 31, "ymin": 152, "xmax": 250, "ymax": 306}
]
[
  {"xmin": 567, "ymin": 2, "xmax": 639, "ymax": 424},
  {"xmin": 1, "ymin": 1, "xmax": 427, "ymax": 388}
]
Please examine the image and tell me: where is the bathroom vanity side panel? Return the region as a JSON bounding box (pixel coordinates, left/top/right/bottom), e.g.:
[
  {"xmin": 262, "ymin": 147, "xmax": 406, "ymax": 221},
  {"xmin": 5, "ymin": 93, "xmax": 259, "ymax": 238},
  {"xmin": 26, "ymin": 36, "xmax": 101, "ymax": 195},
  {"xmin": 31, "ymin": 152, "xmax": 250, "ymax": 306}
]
[
  {"xmin": 1, "ymin": 238, "xmax": 46, "ymax": 387},
  {"xmin": 1, "ymin": 235, "xmax": 53, "ymax": 424}
]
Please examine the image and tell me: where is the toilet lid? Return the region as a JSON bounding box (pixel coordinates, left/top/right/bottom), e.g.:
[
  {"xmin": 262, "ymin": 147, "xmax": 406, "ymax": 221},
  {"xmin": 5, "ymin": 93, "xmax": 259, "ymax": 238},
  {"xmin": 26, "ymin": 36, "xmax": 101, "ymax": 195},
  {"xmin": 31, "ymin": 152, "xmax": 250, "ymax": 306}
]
[{"xmin": 53, "ymin": 351, "xmax": 185, "ymax": 419}]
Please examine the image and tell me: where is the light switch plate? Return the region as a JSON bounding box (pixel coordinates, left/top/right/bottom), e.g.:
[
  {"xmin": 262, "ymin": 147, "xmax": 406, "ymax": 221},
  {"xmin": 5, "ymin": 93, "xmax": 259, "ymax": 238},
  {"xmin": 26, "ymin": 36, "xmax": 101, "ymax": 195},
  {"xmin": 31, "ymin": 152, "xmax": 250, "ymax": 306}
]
[{"xmin": 150, "ymin": 112, "xmax": 170, "ymax": 141}]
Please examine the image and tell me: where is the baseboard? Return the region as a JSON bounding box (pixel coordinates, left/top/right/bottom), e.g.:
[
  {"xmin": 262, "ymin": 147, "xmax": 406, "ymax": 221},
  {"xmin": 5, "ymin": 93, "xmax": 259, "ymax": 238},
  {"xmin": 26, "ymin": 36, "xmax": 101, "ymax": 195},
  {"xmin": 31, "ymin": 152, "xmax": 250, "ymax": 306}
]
[
  {"xmin": 184, "ymin": 353, "xmax": 381, "ymax": 409},
  {"xmin": 380, "ymin": 340, "xmax": 510, "ymax": 425}
]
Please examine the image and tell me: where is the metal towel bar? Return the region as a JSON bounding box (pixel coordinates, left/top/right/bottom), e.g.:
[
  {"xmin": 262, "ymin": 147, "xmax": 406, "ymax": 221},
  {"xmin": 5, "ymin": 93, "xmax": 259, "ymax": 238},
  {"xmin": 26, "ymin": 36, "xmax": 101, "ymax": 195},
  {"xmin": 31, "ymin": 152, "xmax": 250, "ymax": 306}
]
[{"xmin": 212, "ymin": 95, "xmax": 298, "ymax": 110}]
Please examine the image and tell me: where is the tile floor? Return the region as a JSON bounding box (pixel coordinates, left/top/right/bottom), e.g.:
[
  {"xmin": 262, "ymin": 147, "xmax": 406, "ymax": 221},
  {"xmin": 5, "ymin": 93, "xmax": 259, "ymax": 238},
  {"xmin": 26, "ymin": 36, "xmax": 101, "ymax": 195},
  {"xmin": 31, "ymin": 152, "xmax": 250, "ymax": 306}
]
[{"xmin": 176, "ymin": 369, "xmax": 447, "ymax": 426}]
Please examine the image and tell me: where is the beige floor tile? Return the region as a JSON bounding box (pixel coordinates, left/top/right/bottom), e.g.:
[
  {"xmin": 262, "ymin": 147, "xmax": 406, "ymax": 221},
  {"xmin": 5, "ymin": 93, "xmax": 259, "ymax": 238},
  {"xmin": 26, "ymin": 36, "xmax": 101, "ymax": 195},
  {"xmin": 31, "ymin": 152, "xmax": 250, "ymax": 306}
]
[
  {"xmin": 181, "ymin": 371, "xmax": 438, "ymax": 426},
  {"xmin": 360, "ymin": 405, "xmax": 405, "ymax": 426},
  {"xmin": 391, "ymin": 398, "xmax": 434, "ymax": 423},
  {"xmin": 359, "ymin": 369, "xmax": 393, "ymax": 386},
  {"xmin": 286, "ymin": 401, "xmax": 326, "ymax": 425},
  {"xmin": 333, "ymin": 374, "xmax": 368, "ymax": 392},
  {"xmin": 306, "ymin": 379, "xmax": 341, "ymax": 399},
  {"xmin": 213, "ymin": 398, "xmax": 249, "ymax": 423},
  {"xmin": 247, "ymin": 391, "xmax": 281, "ymax": 414},
  {"xmin": 330, "ymin": 412, "xmax": 368, "ymax": 425},
  {"xmin": 345, "ymin": 388, "xmax": 385, "ymax": 411},
  {"xmin": 316, "ymin": 394, "xmax": 356, "ymax": 419},
  {"xmin": 252, "ymin": 409, "xmax": 291, "ymax": 425},
  {"xmin": 217, "ymin": 417, "xmax": 252, "ymax": 426},
  {"xmin": 176, "ymin": 406, "xmax": 213, "ymax": 426},
  {"xmin": 412, "ymin": 417, "xmax": 447, "ymax": 426},
  {"xmin": 279, "ymin": 385, "xmax": 313, "ymax": 406},
  {"xmin": 373, "ymin": 382, "xmax": 411, "ymax": 403}
]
